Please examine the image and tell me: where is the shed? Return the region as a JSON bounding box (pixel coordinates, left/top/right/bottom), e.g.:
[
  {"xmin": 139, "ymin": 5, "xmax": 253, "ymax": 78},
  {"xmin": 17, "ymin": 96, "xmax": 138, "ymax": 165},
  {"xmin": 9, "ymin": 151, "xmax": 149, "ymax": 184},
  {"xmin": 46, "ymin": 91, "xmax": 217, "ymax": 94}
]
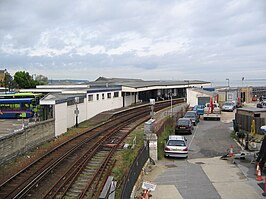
[
  {"xmin": 235, "ymin": 107, "xmax": 266, "ymax": 134},
  {"xmin": 187, "ymin": 88, "xmax": 218, "ymax": 107}
]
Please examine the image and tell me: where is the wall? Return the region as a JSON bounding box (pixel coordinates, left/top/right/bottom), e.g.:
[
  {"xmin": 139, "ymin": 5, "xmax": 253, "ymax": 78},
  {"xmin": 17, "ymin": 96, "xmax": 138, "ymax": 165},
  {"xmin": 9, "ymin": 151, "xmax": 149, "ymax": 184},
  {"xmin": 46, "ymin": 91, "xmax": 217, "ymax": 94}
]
[
  {"xmin": 86, "ymin": 91, "xmax": 123, "ymax": 119},
  {"xmin": 0, "ymin": 119, "xmax": 55, "ymax": 164},
  {"xmin": 55, "ymin": 103, "xmax": 67, "ymax": 137},
  {"xmin": 66, "ymin": 101, "xmax": 87, "ymax": 128},
  {"xmin": 124, "ymin": 92, "xmax": 139, "ymax": 107},
  {"xmin": 187, "ymin": 89, "xmax": 216, "ymax": 107}
]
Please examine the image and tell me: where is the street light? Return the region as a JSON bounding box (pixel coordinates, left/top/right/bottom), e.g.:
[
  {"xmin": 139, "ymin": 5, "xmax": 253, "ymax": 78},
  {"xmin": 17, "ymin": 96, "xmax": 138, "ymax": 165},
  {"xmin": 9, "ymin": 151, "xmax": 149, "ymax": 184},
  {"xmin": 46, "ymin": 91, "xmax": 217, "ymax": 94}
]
[
  {"xmin": 226, "ymin": 78, "xmax": 229, "ymax": 88},
  {"xmin": 74, "ymin": 97, "xmax": 79, "ymax": 127},
  {"xmin": 242, "ymin": 77, "xmax": 244, "ymax": 88}
]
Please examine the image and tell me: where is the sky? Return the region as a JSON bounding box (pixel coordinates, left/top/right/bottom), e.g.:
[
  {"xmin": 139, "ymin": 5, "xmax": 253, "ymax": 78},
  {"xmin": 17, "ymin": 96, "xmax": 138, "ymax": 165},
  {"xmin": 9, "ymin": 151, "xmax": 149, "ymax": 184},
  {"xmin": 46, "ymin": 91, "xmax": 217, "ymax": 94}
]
[{"xmin": 1, "ymin": 0, "xmax": 266, "ymax": 82}]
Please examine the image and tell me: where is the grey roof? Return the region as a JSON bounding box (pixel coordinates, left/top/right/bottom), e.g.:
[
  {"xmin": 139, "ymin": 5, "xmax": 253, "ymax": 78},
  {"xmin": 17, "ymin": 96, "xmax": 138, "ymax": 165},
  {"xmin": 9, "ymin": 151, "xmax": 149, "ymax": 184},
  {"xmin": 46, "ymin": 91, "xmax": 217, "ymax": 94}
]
[
  {"xmin": 91, "ymin": 77, "xmax": 210, "ymax": 89},
  {"xmin": 123, "ymin": 80, "xmax": 210, "ymax": 89},
  {"xmin": 95, "ymin": 76, "xmax": 143, "ymax": 83},
  {"xmin": 41, "ymin": 93, "xmax": 86, "ymax": 104},
  {"xmin": 191, "ymin": 88, "xmax": 218, "ymax": 96},
  {"xmin": 237, "ymin": 107, "xmax": 266, "ymax": 112}
]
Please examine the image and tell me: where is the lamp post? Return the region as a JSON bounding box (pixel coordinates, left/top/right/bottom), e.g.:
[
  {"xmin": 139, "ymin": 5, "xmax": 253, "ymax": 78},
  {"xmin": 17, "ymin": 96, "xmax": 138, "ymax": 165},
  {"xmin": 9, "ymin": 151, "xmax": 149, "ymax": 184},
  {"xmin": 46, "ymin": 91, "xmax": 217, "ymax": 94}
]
[
  {"xmin": 241, "ymin": 77, "xmax": 244, "ymax": 88},
  {"xmin": 226, "ymin": 78, "xmax": 229, "ymax": 88},
  {"xmin": 74, "ymin": 97, "xmax": 79, "ymax": 127}
]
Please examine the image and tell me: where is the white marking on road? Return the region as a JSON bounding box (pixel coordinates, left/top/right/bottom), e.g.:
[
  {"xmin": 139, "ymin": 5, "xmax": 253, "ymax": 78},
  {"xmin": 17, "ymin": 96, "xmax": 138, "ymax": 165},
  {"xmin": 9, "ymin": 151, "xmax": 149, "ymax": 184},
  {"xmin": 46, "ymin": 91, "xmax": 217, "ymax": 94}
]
[{"xmin": 188, "ymin": 124, "xmax": 199, "ymax": 149}]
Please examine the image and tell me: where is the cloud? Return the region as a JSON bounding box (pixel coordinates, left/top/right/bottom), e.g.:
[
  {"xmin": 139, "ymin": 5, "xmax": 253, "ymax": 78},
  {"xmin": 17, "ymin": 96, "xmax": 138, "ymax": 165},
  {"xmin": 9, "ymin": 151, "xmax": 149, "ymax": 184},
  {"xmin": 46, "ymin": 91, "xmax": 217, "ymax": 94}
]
[{"xmin": 0, "ymin": 0, "xmax": 265, "ymax": 82}]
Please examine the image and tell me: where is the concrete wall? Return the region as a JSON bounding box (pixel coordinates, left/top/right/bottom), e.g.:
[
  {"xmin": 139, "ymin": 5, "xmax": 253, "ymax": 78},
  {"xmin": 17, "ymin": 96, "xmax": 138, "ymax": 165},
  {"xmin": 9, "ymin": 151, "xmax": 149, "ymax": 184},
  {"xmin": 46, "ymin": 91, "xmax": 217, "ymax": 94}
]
[
  {"xmin": 187, "ymin": 89, "xmax": 217, "ymax": 107},
  {"xmin": 86, "ymin": 91, "xmax": 123, "ymax": 119},
  {"xmin": 0, "ymin": 119, "xmax": 55, "ymax": 164},
  {"xmin": 55, "ymin": 103, "xmax": 67, "ymax": 137},
  {"xmin": 124, "ymin": 92, "xmax": 139, "ymax": 107},
  {"xmin": 67, "ymin": 101, "xmax": 87, "ymax": 128}
]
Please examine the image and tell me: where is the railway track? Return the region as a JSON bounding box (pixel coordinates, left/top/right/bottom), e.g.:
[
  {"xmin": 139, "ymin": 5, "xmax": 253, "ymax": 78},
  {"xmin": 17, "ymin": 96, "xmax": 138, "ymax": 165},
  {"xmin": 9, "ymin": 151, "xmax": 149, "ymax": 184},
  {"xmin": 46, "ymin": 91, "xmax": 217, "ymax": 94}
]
[{"xmin": 0, "ymin": 99, "xmax": 185, "ymax": 199}]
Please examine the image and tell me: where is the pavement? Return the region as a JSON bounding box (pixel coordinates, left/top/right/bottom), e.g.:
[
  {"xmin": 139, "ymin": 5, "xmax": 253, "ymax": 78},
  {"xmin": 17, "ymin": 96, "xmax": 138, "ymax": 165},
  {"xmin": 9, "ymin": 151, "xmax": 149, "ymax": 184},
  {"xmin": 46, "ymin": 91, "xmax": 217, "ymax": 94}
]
[
  {"xmin": 140, "ymin": 156, "xmax": 263, "ymax": 199},
  {"xmin": 136, "ymin": 102, "xmax": 265, "ymax": 199}
]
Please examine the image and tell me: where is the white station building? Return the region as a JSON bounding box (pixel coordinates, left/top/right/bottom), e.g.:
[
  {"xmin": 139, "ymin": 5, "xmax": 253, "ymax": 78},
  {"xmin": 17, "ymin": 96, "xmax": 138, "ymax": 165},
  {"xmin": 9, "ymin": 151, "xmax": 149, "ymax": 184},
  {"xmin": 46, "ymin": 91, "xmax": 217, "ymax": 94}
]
[{"xmin": 21, "ymin": 77, "xmax": 210, "ymax": 136}]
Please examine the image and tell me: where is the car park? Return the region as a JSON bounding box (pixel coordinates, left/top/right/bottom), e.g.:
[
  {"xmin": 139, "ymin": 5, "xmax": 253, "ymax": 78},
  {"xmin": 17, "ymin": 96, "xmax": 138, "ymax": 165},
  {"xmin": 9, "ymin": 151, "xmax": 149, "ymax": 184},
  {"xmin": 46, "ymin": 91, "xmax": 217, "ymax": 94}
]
[
  {"xmin": 175, "ymin": 118, "xmax": 193, "ymax": 134},
  {"xmin": 221, "ymin": 101, "xmax": 236, "ymax": 112},
  {"xmin": 164, "ymin": 135, "xmax": 188, "ymax": 158},
  {"xmin": 184, "ymin": 111, "xmax": 199, "ymax": 125}
]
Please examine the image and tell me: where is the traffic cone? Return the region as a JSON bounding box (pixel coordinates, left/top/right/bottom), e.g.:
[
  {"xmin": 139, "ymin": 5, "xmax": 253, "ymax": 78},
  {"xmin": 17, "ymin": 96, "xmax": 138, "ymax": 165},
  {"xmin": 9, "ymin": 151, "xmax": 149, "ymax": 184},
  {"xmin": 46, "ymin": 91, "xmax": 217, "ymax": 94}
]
[
  {"xmin": 256, "ymin": 162, "xmax": 260, "ymax": 175},
  {"xmin": 256, "ymin": 168, "xmax": 263, "ymax": 181},
  {"xmin": 229, "ymin": 145, "xmax": 234, "ymax": 157}
]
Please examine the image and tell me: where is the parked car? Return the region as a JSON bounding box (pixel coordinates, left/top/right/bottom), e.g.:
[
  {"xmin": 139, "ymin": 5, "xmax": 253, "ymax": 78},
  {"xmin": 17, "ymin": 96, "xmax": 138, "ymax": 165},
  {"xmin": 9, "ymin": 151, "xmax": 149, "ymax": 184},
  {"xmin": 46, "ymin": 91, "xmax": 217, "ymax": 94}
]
[
  {"xmin": 257, "ymin": 101, "xmax": 266, "ymax": 108},
  {"xmin": 221, "ymin": 101, "xmax": 236, "ymax": 112},
  {"xmin": 184, "ymin": 111, "xmax": 199, "ymax": 125},
  {"xmin": 175, "ymin": 118, "xmax": 193, "ymax": 134},
  {"xmin": 193, "ymin": 105, "xmax": 205, "ymax": 115},
  {"xmin": 164, "ymin": 135, "xmax": 188, "ymax": 158}
]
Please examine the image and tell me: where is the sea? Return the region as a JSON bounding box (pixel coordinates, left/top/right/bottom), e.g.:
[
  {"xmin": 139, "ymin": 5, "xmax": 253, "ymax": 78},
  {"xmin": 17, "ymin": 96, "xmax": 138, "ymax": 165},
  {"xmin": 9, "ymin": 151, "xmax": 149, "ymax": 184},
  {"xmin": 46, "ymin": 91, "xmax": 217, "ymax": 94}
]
[{"xmin": 210, "ymin": 79, "xmax": 266, "ymax": 88}]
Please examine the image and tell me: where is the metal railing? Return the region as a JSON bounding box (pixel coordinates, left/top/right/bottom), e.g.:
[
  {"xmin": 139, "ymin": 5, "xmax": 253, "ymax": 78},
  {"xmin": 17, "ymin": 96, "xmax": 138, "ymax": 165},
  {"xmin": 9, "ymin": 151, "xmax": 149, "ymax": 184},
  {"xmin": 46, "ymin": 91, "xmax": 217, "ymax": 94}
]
[{"xmin": 120, "ymin": 144, "xmax": 149, "ymax": 199}]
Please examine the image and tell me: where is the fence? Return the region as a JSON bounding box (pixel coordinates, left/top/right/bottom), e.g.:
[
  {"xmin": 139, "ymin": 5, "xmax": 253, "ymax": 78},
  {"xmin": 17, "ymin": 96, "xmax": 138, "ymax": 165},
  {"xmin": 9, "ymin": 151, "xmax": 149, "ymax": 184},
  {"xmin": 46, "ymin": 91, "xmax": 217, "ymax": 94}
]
[
  {"xmin": 235, "ymin": 113, "xmax": 265, "ymax": 134},
  {"xmin": 120, "ymin": 144, "xmax": 149, "ymax": 199}
]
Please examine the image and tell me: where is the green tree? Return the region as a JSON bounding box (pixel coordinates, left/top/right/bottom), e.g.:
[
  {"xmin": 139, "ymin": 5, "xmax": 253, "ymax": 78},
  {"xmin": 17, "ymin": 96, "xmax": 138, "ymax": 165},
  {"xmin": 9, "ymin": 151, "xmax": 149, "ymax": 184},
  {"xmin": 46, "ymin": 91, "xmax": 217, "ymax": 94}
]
[
  {"xmin": 14, "ymin": 71, "xmax": 36, "ymax": 89},
  {"xmin": 0, "ymin": 70, "xmax": 16, "ymax": 91}
]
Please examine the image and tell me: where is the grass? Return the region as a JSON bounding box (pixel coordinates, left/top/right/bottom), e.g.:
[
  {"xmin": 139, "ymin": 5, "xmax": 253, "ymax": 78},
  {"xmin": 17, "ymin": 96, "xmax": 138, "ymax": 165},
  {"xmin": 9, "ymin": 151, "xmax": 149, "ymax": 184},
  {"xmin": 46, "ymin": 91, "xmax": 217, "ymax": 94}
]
[
  {"xmin": 111, "ymin": 125, "xmax": 144, "ymax": 198},
  {"xmin": 157, "ymin": 125, "xmax": 173, "ymax": 160}
]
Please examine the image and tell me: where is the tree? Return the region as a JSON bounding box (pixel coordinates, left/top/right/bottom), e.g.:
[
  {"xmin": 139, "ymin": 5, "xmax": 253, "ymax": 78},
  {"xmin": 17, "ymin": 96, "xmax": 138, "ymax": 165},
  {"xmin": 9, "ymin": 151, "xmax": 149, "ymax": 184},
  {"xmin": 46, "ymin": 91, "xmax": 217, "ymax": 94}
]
[
  {"xmin": 14, "ymin": 71, "xmax": 36, "ymax": 89},
  {"xmin": 0, "ymin": 70, "xmax": 15, "ymax": 91},
  {"xmin": 35, "ymin": 75, "xmax": 48, "ymax": 85}
]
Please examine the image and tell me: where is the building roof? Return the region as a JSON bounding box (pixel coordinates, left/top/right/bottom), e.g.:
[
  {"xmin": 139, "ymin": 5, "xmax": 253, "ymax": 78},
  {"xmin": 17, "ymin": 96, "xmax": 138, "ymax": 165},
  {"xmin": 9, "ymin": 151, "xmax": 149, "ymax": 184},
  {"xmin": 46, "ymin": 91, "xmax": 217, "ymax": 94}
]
[
  {"xmin": 237, "ymin": 107, "xmax": 266, "ymax": 113},
  {"xmin": 190, "ymin": 87, "xmax": 218, "ymax": 96},
  {"xmin": 40, "ymin": 93, "xmax": 86, "ymax": 105}
]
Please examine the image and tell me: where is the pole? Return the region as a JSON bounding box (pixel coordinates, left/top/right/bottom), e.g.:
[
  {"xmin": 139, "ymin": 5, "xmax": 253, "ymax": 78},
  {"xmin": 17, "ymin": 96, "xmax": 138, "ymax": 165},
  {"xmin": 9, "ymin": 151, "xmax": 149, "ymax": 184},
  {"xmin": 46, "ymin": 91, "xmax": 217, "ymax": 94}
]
[
  {"xmin": 226, "ymin": 78, "xmax": 229, "ymax": 88},
  {"xmin": 75, "ymin": 103, "xmax": 78, "ymax": 127}
]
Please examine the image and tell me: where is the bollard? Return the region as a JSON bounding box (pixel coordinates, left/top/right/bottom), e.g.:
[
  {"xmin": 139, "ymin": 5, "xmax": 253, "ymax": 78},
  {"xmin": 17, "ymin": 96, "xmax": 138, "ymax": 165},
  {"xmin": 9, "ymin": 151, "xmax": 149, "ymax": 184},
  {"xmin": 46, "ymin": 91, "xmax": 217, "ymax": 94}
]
[{"xmin": 229, "ymin": 145, "xmax": 234, "ymax": 157}]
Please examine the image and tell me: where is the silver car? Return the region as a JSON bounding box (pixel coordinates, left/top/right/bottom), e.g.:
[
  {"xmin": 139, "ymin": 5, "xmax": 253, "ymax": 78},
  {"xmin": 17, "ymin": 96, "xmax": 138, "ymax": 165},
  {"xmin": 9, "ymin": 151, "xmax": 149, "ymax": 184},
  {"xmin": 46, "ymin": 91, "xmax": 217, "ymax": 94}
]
[
  {"xmin": 222, "ymin": 101, "xmax": 235, "ymax": 112},
  {"xmin": 164, "ymin": 135, "xmax": 188, "ymax": 158}
]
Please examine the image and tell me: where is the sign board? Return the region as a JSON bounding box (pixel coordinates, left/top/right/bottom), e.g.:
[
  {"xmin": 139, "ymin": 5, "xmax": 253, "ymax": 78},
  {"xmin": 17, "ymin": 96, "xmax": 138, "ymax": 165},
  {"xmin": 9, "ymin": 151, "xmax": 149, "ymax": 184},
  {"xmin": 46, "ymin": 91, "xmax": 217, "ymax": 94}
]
[
  {"xmin": 261, "ymin": 126, "xmax": 266, "ymax": 134},
  {"xmin": 21, "ymin": 112, "xmax": 27, "ymax": 118},
  {"xmin": 142, "ymin": 181, "xmax": 156, "ymax": 191}
]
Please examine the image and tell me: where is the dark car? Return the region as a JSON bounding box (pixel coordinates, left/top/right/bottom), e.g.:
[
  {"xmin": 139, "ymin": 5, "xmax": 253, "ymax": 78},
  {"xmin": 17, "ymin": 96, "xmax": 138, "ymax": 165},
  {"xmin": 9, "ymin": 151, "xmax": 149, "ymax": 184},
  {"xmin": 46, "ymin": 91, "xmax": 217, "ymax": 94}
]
[
  {"xmin": 257, "ymin": 101, "xmax": 266, "ymax": 108},
  {"xmin": 175, "ymin": 118, "xmax": 193, "ymax": 134},
  {"xmin": 184, "ymin": 111, "xmax": 199, "ymax": 125}
]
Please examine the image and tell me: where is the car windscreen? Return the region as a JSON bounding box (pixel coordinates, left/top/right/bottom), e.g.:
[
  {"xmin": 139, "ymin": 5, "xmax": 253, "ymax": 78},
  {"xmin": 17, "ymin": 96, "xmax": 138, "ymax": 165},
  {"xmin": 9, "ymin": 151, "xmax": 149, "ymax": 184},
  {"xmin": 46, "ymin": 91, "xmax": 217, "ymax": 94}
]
[
  {"xmin": 167, "ymin": 140, "xmax": 186, "ymax": 146},
  {"xmin": 177, "ymin": 120, "xmax": 189, "ymax": 125},
  {"xmin": 184, "ymin": 112, "xmax": 195, "ymax": 117},
  {"xmin": 224, "ymin": 103, "xmax": 233, "ymax": 106}
]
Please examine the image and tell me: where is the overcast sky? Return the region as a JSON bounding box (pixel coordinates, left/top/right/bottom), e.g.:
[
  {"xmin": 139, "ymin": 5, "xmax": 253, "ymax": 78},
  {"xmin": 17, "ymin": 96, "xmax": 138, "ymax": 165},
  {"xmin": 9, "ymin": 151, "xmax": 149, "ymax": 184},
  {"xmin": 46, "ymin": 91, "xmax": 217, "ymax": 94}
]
[{"xmin": 1, "ymin": 0, "xmax": 266, "ymax": 82}]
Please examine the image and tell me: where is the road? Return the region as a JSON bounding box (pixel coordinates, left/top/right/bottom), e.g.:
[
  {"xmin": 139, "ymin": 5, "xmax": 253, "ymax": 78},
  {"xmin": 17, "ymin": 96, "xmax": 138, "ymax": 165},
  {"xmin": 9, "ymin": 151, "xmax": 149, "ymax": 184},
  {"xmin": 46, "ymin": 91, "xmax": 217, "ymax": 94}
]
[{"xmin": 139, "ymin": 111, "xmax": 263, "ymax": 199}]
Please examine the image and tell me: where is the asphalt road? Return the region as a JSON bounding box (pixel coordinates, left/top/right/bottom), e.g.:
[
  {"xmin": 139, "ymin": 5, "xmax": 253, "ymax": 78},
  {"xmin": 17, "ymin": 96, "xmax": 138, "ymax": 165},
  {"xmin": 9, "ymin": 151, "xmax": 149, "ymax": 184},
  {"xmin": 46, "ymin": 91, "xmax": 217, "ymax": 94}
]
[
  {"xmin": 146, "ymin": 111, "xmax": 256, "ymax": 199},
  {"xmin": 187, "ymin": 112, "xmax": 241, "ymax": 159}
]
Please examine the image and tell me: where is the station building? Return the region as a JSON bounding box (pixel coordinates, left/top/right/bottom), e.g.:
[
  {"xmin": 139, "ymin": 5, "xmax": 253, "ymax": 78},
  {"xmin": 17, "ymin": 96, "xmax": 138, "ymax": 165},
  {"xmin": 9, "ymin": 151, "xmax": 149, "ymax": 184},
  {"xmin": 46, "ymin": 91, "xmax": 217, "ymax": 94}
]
[{"xmin": 21, "ymin": 77, "xmax": 210, "ymax": 136}]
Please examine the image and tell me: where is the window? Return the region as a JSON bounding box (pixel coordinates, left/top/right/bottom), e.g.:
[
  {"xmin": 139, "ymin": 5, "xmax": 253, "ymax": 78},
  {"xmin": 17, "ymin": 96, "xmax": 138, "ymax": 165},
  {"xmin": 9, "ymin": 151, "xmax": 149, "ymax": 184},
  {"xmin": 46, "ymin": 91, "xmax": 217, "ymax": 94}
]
[
  {"xmin": 96, "ymin": 94, "xmax": 99, "ymax": 100},
  {"xmin": 88, "ymin": 95, "xmax": 93, "ymax": 101},
  {"xmin": 107, "ymin": 93, "xmax": 111, "ymax": 99},
  {"xmin": 102, "ymin": 93, "xmax": 105, "ymax": 100},
  {"xmin": 114, "ymin": 92, "xmax": 119, "ymax": 98}
]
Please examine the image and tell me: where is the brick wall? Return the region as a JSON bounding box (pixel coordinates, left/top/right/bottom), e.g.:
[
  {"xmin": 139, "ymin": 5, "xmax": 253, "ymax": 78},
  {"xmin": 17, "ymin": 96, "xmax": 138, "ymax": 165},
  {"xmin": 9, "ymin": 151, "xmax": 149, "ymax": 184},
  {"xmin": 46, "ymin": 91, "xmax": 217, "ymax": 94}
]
[{"xmin": 0, "ymin": 119, "xmax": 55, "ymax": 164}]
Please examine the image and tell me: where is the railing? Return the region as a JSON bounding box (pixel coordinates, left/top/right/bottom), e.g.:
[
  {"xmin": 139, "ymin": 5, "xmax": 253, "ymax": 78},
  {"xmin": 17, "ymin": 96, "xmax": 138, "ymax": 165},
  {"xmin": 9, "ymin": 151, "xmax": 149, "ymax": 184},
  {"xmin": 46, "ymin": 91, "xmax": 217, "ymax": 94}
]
[{"xmin": 120, "ymin": 144, "xmax": 149, "ymax": 199}]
